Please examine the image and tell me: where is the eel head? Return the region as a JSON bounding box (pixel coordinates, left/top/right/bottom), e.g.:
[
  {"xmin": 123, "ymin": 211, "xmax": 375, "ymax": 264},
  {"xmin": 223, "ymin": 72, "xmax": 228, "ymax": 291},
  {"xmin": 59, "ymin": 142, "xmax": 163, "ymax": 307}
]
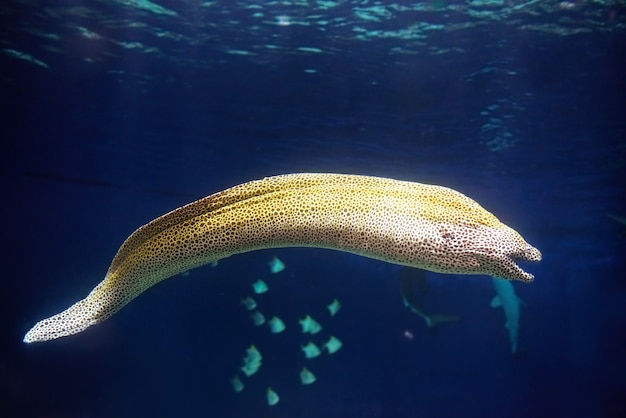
[{"xmin": 477, "ymin": 224, "xmax": 542, "ymax": 282}]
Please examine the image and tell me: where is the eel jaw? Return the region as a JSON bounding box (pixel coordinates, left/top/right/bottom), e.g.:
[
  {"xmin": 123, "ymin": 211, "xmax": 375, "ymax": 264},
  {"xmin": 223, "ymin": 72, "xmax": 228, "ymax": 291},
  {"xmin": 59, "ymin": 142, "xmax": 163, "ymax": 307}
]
[
  {"xmin": 474, "ymin": 242, "xmax": 541, "ymax": 283},
  {"xmin": 504, "ymin": 244, "xmax": 542, "ymax": 283}
]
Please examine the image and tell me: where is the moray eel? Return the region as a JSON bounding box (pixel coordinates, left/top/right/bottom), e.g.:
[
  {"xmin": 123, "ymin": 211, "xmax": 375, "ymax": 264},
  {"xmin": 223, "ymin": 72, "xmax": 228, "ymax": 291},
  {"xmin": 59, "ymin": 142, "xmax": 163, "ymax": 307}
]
[{"xmin": 23, "ymin": 173, "xmax": 541, "ymax": 343}]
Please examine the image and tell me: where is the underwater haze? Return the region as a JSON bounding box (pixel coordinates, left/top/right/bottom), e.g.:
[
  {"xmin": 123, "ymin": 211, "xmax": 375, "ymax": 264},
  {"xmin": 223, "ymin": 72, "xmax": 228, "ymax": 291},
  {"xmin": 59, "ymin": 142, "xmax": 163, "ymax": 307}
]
[{"xmin": 1, "ymin": 1, "xmax": 625, "ymax": 417}]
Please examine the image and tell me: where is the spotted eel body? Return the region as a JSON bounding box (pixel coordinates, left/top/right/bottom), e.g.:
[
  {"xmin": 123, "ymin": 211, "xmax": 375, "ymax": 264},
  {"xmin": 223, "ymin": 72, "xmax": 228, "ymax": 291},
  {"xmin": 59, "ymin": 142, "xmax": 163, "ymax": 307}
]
[{"xmin": 24, "ymin": 173, "xmax": 541, "ymax": 343}]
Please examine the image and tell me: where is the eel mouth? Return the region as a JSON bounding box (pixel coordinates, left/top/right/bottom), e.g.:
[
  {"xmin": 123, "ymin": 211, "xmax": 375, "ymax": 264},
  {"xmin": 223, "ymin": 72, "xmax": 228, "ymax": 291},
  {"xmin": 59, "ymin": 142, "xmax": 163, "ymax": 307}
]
[{"xmin": 506, "ymin": 245, "xmax": 542, "ymax": 282}]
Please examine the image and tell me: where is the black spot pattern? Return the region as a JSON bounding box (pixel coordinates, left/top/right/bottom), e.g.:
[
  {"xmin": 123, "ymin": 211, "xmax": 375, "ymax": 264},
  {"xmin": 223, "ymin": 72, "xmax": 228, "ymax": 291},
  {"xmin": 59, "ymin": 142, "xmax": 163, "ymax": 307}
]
[{"xmin": 23, "ymin": 173, "xmax": 541, "ymax": 343}]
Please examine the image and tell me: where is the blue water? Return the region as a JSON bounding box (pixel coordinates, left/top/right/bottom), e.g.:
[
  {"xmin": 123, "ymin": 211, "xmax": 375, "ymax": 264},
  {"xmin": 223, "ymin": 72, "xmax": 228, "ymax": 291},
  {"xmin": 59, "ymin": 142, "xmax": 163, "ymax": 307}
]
[{"xmin": 2, "ymin": 1, "xmax": 625, "ymax": 417}]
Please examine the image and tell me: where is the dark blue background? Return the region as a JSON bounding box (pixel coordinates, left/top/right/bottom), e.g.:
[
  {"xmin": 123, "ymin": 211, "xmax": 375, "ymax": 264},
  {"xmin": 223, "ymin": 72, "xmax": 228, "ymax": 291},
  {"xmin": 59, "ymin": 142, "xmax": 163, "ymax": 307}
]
[{"xmin": 1, "ymin": 2, "xmax": 625, "ymax": 417}]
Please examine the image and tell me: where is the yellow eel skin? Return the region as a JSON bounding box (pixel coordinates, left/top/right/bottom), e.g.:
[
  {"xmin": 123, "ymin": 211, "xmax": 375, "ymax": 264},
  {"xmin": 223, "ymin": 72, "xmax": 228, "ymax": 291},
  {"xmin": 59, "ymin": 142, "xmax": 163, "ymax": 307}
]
[{"xmin": 23, "ymin": 173, "xmax": 541, "ymax": 343}]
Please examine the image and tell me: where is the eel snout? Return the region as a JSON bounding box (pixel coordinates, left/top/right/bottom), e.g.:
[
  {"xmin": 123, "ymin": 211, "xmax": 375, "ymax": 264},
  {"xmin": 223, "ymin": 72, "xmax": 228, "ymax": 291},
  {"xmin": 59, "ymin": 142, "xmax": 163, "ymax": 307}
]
[{"xmin": 519, "ymin": 245, "xmax": 542, "ymax": 263}]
